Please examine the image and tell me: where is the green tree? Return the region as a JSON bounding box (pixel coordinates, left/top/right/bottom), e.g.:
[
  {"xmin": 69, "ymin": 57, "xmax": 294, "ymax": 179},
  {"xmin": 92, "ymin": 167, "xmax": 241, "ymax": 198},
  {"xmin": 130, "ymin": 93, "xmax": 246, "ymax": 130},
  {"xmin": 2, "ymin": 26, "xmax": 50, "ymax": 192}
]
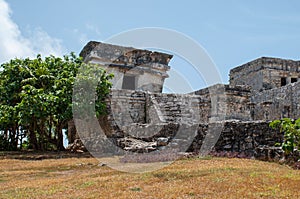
[
  {"xmin": 270, "ymin": 118, "xmax": 300, "ymax": 155},
  {"xmin": 0, "ymin": 53, "xmax": 113, "ymax": 151}
]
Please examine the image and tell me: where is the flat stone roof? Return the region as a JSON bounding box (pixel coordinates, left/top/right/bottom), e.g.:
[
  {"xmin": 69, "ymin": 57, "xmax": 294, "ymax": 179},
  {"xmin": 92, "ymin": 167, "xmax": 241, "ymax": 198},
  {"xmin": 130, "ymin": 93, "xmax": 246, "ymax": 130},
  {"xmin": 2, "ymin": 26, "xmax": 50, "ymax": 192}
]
[
  {"xmin": 230, "ymin": 57, "xmax": 300, "ymax": 74},
  {"xmin": 79, "ymin": 41, "xmax": 173, "ymax": 65}
]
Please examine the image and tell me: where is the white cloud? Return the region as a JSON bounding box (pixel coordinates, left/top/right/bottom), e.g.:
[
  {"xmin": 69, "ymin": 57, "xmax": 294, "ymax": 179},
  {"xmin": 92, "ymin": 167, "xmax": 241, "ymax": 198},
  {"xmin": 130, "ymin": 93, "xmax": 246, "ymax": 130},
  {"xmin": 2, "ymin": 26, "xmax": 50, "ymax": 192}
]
[
  {"xmin": 26, "ymin": 27, "xmax": 64, "ymax": 57},
  {"xmin": 72, "ymin": 28, "xmax": 89, "ymax": 46},
  {"xmin": 70, "ymin": 23, "xmax": 102, "ymax": 46},
  {"xmin": 0, "ymin": 0, "xmax": 65, "ymax": 64},
  {"xmin": 86, "ymin": 23, "xmax": 101, "ymax": 36},
  {"xmin": 71, "ymin": 24, "xmax": 102, "ymax": 46}
]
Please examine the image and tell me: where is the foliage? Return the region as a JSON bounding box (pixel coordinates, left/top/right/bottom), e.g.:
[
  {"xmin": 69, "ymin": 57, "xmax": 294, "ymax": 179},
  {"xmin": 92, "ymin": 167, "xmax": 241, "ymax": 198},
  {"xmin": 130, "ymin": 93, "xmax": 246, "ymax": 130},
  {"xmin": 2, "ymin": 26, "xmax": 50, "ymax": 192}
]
[
  {"xmin": 0, "ymin": 134, "xmax": 12, "ymax": 150},
  {"xmin": 270, "ymin": 118, "xmax": 300, "ymax": 154},
  {"xmin": 0, "ymin": 53, "xmax": 113, "ymax": 151},
  {"xmin": 72, "ymin": 63, "xmax": 113, "ymax": 119}
]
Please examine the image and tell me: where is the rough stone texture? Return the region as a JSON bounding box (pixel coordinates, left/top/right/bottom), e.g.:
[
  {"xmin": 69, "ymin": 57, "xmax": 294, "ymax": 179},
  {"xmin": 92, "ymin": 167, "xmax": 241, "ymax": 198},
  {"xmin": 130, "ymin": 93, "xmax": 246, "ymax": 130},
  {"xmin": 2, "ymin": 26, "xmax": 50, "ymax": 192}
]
[
  {"xmin": 80, "ymin": 41, "xmax": 172, "ymax": 93},
  {"xmin": 251, "ymin": 81, "xmax": 300, "ymax": 121},
  {"xmin": 94, "ymin": 90, "xmax": 285, "ymax": 159},
  {"xmin": 70, "ymin": 42, "xmax": 300, "ymax": 162},
  {"xmin": 66, "ymin": 139, "xmax": 87, "ymax": 153},
  {"xmin": 80, "ymin": 41, "xmax": 172, "ymax": 65},
  {"xmin": 105, "ymin": 89, "xmax": 205, "ymax": 129},
  {"xmin": 193, "ymin": 84, "xmax": 252, "ymax": 121},
  {"xmin": 189, "ymin": 121, "xmax": 284, "ymax": 159},
  {"xmin": 117, "ymin": 137, "xmax": 157, "ymax": 153},
  {"xmin": 230, "ymin": 57, "xmax": 300, "ymax": 91}
]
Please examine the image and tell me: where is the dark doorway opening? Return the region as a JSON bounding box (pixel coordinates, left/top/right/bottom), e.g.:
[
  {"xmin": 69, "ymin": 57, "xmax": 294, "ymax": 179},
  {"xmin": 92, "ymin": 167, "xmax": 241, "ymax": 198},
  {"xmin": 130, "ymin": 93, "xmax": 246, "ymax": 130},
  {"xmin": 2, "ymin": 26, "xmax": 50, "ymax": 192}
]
[
  {"xmin": 291, "ymin": 78, "xmax": 298, "ymax": 83},
  {"xmin": 122, "ymin": 75, "xmax": 136, "ymax": 90},
  {"xmin": 281, "ymin": 77, "xmax": 287, "ymax": 86}
]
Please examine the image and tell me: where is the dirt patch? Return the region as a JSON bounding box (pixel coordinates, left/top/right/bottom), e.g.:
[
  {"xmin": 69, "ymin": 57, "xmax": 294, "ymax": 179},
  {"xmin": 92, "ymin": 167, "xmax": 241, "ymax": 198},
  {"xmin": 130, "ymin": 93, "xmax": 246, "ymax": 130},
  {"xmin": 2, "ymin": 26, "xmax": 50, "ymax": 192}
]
[{"xmin": 0, "ymin": 151, "xmax": 92, "ymax": 160}]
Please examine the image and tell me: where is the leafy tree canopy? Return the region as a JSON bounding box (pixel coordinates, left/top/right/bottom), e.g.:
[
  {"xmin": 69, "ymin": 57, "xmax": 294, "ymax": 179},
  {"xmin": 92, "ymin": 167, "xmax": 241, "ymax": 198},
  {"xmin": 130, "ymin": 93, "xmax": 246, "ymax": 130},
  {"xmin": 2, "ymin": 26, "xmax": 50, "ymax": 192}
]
[{"xmin": 0, "ymin": 53, "xmax": 113, "ymax": 151}]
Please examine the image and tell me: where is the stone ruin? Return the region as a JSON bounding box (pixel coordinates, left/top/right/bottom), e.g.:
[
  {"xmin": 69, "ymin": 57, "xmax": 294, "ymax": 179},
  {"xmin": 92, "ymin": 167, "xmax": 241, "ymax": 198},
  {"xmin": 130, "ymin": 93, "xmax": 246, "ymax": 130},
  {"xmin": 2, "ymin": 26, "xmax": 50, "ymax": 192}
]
[
  {"xmin": 68, "ymin": 41, "xmax": 300, "ymax": 162},
  {"xmin": 79, "ymin": 41, "xmax": 171, "ymax": 93}
]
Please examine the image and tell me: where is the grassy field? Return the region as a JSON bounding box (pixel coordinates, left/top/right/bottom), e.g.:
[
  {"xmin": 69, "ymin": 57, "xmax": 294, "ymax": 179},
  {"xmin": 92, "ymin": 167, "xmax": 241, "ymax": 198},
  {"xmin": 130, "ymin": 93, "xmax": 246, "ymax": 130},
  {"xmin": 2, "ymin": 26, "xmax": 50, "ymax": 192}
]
[{"xmin": 0, "ymin": 156, "xmax": 300, "ymax": 199}]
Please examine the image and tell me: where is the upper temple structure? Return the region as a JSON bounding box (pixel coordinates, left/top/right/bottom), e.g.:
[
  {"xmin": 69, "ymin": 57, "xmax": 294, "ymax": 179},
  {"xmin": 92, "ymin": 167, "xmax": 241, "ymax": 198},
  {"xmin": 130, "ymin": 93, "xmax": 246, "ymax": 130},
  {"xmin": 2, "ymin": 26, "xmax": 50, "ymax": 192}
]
[{"xmin": 80, "ymin": 41, "xmax": 172, "ymax": 93}]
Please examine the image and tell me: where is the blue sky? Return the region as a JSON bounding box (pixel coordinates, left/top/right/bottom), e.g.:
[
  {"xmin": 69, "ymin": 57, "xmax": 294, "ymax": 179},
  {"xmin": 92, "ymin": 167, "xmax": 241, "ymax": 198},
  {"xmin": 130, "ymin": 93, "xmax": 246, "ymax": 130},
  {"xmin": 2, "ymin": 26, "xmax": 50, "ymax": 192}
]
[{"xmin": 2, "ymin": 0, "xmax": 300, "ymax": 90}]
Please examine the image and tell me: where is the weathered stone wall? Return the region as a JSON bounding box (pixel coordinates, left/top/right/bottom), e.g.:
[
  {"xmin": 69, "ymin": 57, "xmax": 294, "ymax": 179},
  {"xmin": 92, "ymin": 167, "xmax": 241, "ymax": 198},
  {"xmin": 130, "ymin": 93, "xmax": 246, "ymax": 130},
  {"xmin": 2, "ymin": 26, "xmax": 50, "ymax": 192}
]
[
  {"xmin": 189, "ymin": 120, "xmax": 283, "ymax": 159},
  {"xmin": 105, "ymin": 87, "xmax": 252, "ymax": 133},
  {"xmin": 146, "ymin": 93, "xmax": 206, "ymax": 124},
  {"xmin": 98, "ymin": 89, "xmax": 291, "ymax": 160},
  {"xmin": 230, "ymin": 58, "xmax": 264, "ymax": 90},
  {"xmin": 261, "ymin": 68, "xmax": 300, "ymax": 91},
  {"xmin": 71, "ymin": 87, "xmax": 295, "ymax": 160},
  {"xmin": 105, "ymin": 89, "xmax": 208, "ymax": 128},
  {"xmin": 231, "ymin": 69, "xmax": 264, "ymax": 91},
  {"xmin": 108, "ymin": 89, "xmax": 147, "ymax": 125},
  {"xmin": 230, "ymin": 57, "xmax": 300, "ymax": 91},
  {"xmin": 194, "ymin": 84, "xmax": 252, "ymax": 121},
  {"xmin": 251, "ymin": 81, "xmax": 300, "ymax": 121}
]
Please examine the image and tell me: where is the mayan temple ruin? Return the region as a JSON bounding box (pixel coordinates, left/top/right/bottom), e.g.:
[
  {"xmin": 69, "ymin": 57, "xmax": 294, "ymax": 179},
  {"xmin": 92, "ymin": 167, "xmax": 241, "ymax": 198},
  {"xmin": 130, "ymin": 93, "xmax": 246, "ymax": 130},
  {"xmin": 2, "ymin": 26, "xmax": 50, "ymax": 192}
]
[{"xmin": 69, "ymin": 41, "xmax": 300, "ymax": 160}]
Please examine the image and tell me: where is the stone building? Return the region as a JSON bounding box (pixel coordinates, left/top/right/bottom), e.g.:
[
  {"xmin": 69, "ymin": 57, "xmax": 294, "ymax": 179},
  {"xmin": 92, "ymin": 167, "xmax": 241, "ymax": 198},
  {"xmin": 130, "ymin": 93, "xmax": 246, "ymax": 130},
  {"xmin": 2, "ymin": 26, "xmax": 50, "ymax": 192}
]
[
  {"xmin": 79, "ymin": 42, "xmax": 300, "ymax": 123},
  {"xmin": 80, "ymin": 41, "xmax": 172, "ymax": 93},
  {"xmin": 69, "ymin": 41, "xmax": 300, "ymax": 160},
  {"xmin": 228, "ymin": 57, "xmax": 300, "ymax": 121},
  {"xmin": 230, "ymin": 57, "xmax": 300, "ymax": 91}
]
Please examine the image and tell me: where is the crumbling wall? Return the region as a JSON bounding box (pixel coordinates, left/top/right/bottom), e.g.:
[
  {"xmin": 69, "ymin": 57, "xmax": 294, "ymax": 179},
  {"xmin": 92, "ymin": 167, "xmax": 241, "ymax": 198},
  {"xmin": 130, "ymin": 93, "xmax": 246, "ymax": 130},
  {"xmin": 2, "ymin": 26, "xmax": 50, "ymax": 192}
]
[
  {"xmin": 189, "ymin": 120, "xmax": 283, "ymax": 160},
  {"xmin": 230, "ymin": 57, "xmax": 300, "ymax": 91},
  {"xmin": 106, "ymin": 87, "xmax": 253, "ymax": 133},
  {"xmin": 251, "ymin": 81, "xmax": 300, "ymax": 121},
  {"xmin": 72, "ymin": 88, "xmax": 292, "ymax": 160},
  {"xmin": 105, "ymin": 89, "xmax": 208, "ymax": 133},
  {"xmin": 104, "ymin": 87, "xmax": 254, "ymax": 139},
  {"xmin": 194, "ymin": 84, "xmax": 252, "ymax": 121},
  {"xmin": 230, "ymin": 58, "xmax": 264, "ymax": 90},
  {"xmin": 145, "ymin": 92, "xmax": 206, "ymax": 124},
  {"xmin": 108, "ymin": 89, "xmax": 147, "ymax": 126}
]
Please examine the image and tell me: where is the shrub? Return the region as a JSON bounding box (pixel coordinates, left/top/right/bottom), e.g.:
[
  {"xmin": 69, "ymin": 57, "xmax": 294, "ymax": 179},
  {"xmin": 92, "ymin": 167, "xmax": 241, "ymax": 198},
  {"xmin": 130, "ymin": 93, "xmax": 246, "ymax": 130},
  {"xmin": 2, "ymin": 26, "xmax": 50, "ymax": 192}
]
[{"xmin": 270, "ymin": 118, "xmax": 300, "ymax": 155}]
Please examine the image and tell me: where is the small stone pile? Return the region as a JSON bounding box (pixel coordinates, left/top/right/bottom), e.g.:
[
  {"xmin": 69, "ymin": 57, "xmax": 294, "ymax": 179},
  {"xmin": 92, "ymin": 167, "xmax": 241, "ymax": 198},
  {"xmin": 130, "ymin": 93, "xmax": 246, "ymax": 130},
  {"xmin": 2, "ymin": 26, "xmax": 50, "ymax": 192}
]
[
  {"xmin": 116, "ymin": 137, "xmax": 169, "ymax": 153},
  {"xmin": 66, "ymin": 139, "xmax": 87, "ymax": 153}
]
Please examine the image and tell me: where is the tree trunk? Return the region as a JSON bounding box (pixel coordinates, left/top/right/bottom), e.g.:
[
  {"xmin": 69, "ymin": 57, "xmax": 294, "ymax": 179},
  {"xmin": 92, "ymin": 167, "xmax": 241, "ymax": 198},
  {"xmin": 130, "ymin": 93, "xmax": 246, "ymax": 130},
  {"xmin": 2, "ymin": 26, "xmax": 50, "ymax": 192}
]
[
  {"xmin": 67, "ymin": 119, "xmax": 76, "ymax": 144},
  {"xmin": 15, "ymin": 125, "xmax": 20, "ymax": 150},
  {"xmin": 57, "ymin": 123, "xmax": 65, "ymax": 151},
  {"xmin": 29, "ymin": 130, "xmax": 38, "ymax": 150},
  {"xmin": 29, "ymin": 119, "xmax": 39, "ymax": 150}
]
